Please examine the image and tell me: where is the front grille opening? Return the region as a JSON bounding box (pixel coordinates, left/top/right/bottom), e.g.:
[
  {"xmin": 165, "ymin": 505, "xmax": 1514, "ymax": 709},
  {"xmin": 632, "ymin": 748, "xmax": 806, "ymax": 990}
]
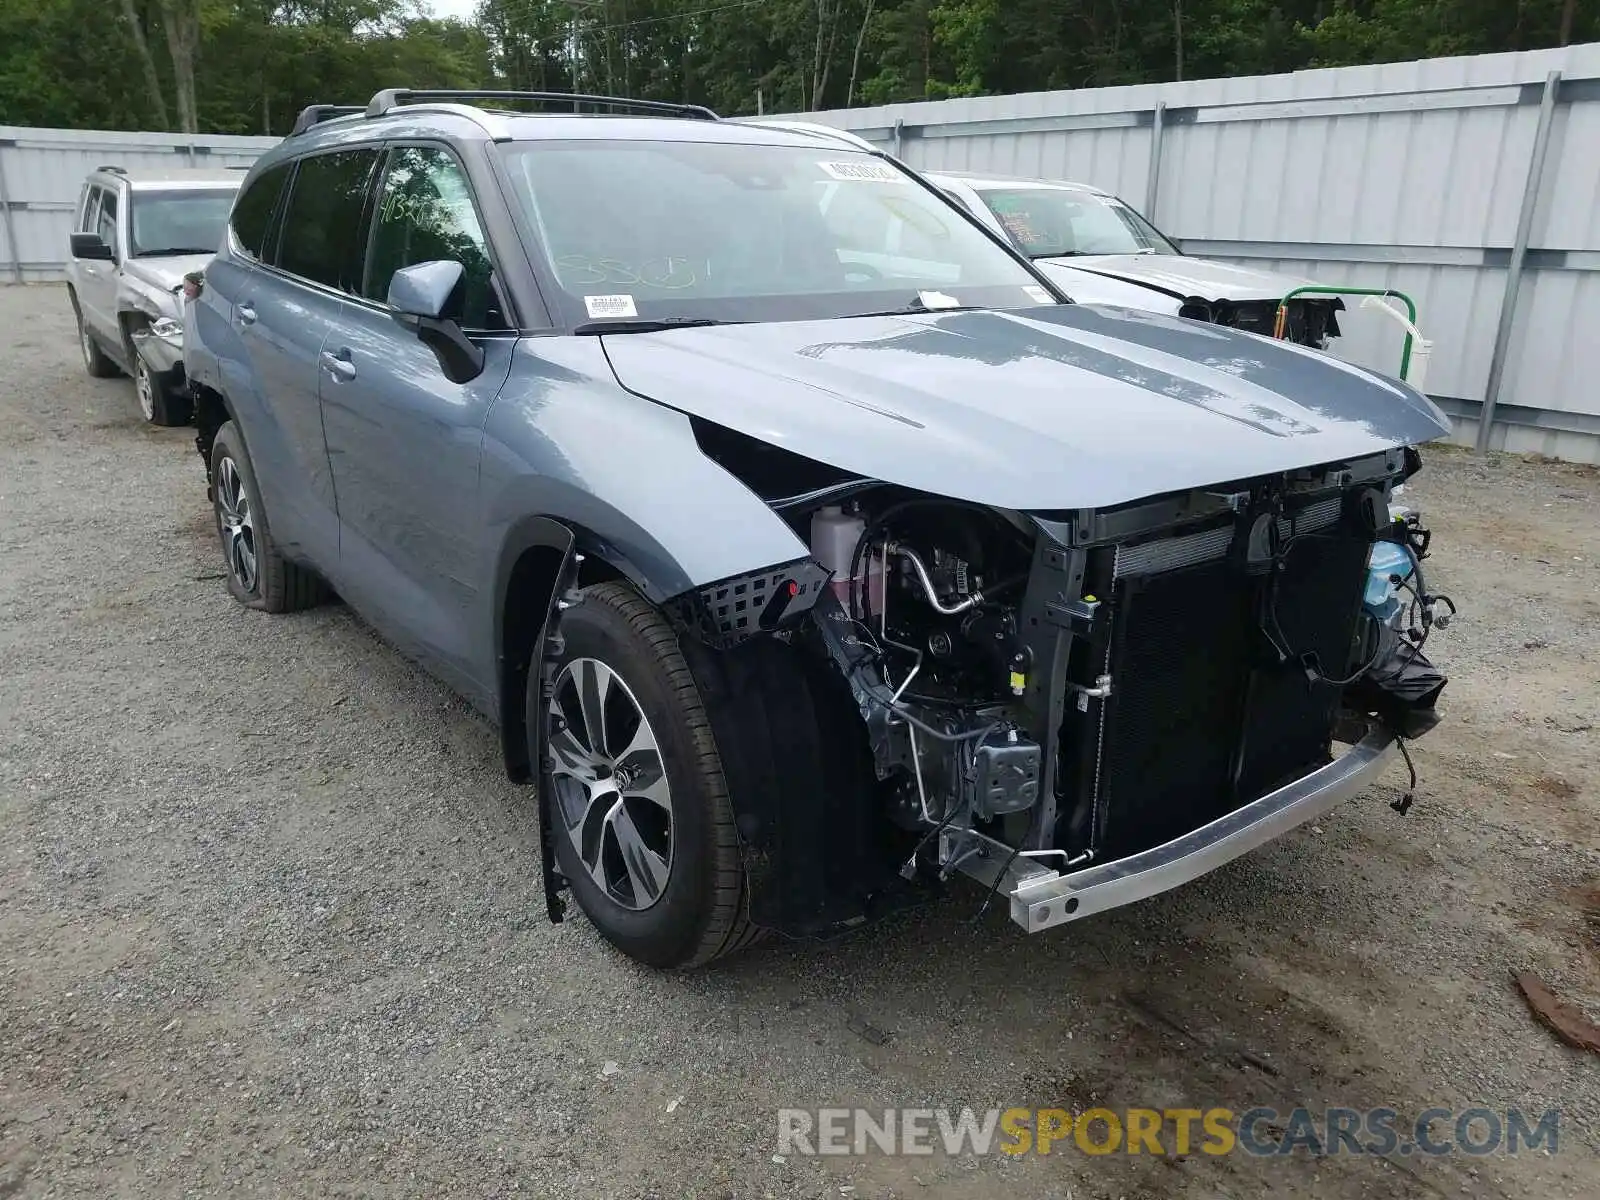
[{"xmin": 1055, "ymin": 496, "xmax": 1371, "ymax": 862}]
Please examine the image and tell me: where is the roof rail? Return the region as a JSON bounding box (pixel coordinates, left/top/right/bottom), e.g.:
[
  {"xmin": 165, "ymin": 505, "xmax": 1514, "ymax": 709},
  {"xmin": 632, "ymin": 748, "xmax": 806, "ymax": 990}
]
[
  {"xmin": 738, "ymin": 119, "xmax": 879, "ymax": 153},
  {"xmin": 97, "ymin": 164, "xmax": 126, "ymax": 174},
  {"xmin": 365, "ymin": 89, "xmax": 720, "ymax": 122},
  {"xmin": 289, "ymin": 104, "xmax": 365, "ymax": 137}
]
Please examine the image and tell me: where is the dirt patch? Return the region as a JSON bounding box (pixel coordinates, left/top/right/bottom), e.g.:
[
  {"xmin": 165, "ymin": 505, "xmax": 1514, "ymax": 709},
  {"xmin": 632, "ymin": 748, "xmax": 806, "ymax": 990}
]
[{"xmin": 1533, "ymin": 774, "xmax": 1582, "ymax": 800}]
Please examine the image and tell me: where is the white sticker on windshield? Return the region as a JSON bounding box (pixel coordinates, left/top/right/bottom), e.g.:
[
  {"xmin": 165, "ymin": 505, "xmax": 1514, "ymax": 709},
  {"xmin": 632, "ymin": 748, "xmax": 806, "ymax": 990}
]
[
  {"xmin": 917, "ymin": 290, "xmax": 962, "ymax": 310},
  {"xmin": 583, "ymin": 294, "xmax": 639, "ymax": 319},
  {"xmin": 1024, "ymin": 285, "xmax": 1053, "ymax": 304},
  {"xmin": 818, "ymin": 159, "xmax": 900, "ymax": 183}
]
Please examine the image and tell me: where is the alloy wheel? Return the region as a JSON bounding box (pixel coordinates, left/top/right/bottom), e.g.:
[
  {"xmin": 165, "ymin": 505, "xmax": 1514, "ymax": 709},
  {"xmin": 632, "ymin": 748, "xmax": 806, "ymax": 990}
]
[
  {"xmin": 133, "ymin": 356, "xmax": 154, "ymax": 421},
  {"xmin": 215, "ymin": 455, "xmax": 257, "ymax": 593},
  {"xmin": 548, "ymin": 657, "xmax": 674, "ymax": 911}
]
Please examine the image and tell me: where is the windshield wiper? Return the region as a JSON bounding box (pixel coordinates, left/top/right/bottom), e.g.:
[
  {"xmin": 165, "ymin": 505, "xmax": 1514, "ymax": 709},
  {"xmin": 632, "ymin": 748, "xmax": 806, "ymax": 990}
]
[
  {"xmin": 846, "ymin": 295, "xmax": 984, "ymax": 319},
  {"xmin": 134, "ymin": 247, "xmax": 215, "ymax": 257},
  {"xmin": 572, "ymin": 317, "xmax": 737, "ymax": 335}
]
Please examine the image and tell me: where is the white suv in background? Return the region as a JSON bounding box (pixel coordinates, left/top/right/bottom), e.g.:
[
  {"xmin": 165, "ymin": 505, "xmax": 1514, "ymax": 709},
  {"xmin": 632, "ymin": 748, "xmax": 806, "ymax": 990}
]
[
  {"xmin": 925, "ymin": 171, "xmax": 1341, "ymax": 348},
  {"xmin": 65, "ymin": 166, "xmax": 243, "ymax": 425}
]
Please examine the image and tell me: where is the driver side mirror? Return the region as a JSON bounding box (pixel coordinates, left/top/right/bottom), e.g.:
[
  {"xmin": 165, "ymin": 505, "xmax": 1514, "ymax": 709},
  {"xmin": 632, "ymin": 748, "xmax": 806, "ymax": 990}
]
[
  {"xmin": 387, "ymin": 259, "xmax": 485, "ymax": 384},
  {"xmin": 70, "ymin": 232, "xmax": 114, "ymax": 262}
]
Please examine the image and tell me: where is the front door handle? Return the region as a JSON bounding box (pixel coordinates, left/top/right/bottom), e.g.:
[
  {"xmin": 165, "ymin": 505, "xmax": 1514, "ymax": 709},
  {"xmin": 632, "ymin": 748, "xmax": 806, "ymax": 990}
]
[
  {"xmin": 320, "ymin": 349, "xmax": 356, "ymax": 382},
  {"xmin": 237, "ymin": 302, "xmax": 257, "ymax": 326}
]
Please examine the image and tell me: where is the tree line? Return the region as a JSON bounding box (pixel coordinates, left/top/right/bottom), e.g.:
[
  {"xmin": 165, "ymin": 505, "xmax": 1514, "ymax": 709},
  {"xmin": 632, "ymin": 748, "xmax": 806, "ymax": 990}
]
[{"xmin": 1, "ymin": 0, "xmax": 1592, "ymax": 137}]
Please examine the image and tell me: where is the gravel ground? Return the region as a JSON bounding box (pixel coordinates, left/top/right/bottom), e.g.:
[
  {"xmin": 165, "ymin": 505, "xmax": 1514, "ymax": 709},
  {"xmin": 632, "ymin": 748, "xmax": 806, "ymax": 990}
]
[{"xmin": 2, "ymin": 283, "xmax": 1598, "ymax": 1200}]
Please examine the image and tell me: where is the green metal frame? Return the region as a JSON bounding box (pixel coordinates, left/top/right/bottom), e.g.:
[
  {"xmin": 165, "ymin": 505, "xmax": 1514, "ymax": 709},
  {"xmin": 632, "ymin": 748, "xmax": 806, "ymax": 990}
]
[{"xmin": 1275, "ymin": 286, "xmax": 1418, "ymax": 381}]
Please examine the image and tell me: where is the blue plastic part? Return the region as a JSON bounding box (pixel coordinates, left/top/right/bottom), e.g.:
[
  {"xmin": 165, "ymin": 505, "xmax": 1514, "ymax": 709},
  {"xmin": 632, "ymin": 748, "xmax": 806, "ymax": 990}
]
[{"xmin": 1364, "ymin": 539, "xmax": 1416, "ymax": 621}]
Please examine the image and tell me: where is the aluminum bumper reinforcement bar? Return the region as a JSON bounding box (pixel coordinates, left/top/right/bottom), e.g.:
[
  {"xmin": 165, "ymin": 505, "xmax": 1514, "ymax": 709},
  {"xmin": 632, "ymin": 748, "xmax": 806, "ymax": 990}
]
[{"xmin": 942, "ymin": 723, "xmax": 1398, "ymax": 933}]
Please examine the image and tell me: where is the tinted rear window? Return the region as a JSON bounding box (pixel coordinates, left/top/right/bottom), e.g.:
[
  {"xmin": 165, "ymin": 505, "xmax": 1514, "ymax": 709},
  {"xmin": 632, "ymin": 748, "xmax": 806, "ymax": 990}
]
[
  {"xmin": 230, "ymin": 163, "xmax": 291, "ymax": 260},
  {"xmin": 276, "ymin": 150, "xmax": 379, "ymax": 291}
]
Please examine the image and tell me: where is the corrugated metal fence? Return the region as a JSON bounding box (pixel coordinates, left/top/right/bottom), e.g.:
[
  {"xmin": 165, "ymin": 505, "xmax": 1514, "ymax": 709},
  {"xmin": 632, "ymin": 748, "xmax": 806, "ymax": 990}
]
[
  {"xmin": 780, "ymin": 43, "xmax": 1600, "ymax": 461},
  {"xmin": 0, "ymin": 126, "xmax": 275, "ymax": 280},
  {"xmin": 5, "ymin": 45, "xmax": 1600, "ymax": 458}
]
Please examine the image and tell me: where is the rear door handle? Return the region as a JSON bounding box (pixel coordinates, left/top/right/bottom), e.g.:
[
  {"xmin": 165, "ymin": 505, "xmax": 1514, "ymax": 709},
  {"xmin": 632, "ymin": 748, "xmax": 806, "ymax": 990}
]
[
  {"xmin": 237, "ymin": 302, "xmax": 257, "ymax": 326},
  {"xmin": 320, "ymin": 349, "xmax": 356, "ymax": 382}
]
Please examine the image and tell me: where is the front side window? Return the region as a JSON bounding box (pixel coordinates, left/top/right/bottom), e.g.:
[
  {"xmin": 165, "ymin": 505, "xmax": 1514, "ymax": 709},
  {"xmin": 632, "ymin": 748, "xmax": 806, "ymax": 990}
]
[
  {"xmin": 129, "ymin": 188, "xmax": 236, "ymax": 258},
  {"xmin": 96, "ymin": 188, "xmax": 119, "ymax": 257},
  {"xmin": 230, "ymin": 163, "xmax": 291, "ymax": 261},
  {"xmin": 499, "ymin": 139, "xmax": 1049, "ymax": 325},
  {"xmin": 276, "ymin": 149, "xmax": 379, "ymax": 291},
  {"xmin": 978, "ymin": 188, "xmax": 1180, "ymax": 259},
  {"xmin": 363, "ymin": 146, "xmax": 503, "ymax": 329},
  {"xmin": 78, "ymin": 185, "xmax": 101, "ymax": 232}
]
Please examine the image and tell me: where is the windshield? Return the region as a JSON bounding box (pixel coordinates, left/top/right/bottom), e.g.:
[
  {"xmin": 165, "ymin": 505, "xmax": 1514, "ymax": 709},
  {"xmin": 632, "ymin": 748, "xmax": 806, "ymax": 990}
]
[
  {"xmin": 499, "ymin": 140, "xmax": 1055, "ymax": 324},
  {"xmin": 129, "ymin": 188, "xmax": 236, "ymax": 257},
  {"xmin": 976, "ymin": 187, "xmax": 1180, "ymax": 259}
]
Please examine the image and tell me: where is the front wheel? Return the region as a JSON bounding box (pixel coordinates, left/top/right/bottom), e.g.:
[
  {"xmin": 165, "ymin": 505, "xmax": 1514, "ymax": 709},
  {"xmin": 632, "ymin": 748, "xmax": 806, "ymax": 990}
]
[
  {"xmin": 533, "ymin": 582, "xmax": 761, "ymax": 969},
  {"xmin": 133, "ymin": 352, "xmax": 192, "ymax": 426}
]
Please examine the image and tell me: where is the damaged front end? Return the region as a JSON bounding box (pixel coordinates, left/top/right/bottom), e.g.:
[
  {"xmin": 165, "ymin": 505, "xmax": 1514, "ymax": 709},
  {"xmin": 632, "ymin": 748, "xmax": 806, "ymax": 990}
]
[
  {"xmin": 1178, "ymin": 295, "xmax": 1343, "ymax": 349},
  {"xmin": 651, "ymin": 444, "xmax": 1453, "ymax": 940}
]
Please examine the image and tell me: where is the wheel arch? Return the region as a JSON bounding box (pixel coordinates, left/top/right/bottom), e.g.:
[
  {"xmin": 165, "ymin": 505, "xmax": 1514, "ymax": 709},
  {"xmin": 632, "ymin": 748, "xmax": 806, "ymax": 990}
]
[
  {"xmin": 494, "ymin": 515, "xmax": 579, "ymax": 784},
  {"xmin": 494, "ymin": 510, "xmax": 911, "ymax": 940},
  {"xmin": 117, "ymin": 306, "xmax": 152, "ymax": 346},
  {"xmin": 190, "ymin": 380, "xmax": 236, "ymax": 495},
  {"xmin": 494, "ymin": 511, "xmax": 719, "ymax": 783}
]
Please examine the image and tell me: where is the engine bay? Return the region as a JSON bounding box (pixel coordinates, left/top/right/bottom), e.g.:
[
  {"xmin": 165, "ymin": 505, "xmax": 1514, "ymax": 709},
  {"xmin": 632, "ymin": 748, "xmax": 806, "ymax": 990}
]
[{"xmin": 774, "ymin": 453, "xmax": 1451, "ymax": 899}]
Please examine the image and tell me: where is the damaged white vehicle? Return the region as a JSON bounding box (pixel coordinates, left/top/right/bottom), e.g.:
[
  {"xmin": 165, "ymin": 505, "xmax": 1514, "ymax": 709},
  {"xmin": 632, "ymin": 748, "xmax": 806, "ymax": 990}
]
[
  {"xmin": 65, "ymin": 166, "xmax": 241, "ymax": 425},
  {"xmin": 927, "ymin": 170, "xmax": 1344, "ymax": 348}
]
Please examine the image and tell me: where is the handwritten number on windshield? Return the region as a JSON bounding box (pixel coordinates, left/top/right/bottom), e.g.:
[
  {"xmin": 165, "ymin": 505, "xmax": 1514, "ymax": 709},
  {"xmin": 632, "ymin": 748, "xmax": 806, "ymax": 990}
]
[{"xmin": 555, "ymin": 254, "xmax": 700, "ymax": 291}]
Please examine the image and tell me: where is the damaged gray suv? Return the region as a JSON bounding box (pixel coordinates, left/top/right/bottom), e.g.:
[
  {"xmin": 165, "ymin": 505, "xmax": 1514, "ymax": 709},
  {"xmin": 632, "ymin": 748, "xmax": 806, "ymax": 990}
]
[{"xmin": 183, "ymin": 90, "xmax": 1455, "ymax": 969}]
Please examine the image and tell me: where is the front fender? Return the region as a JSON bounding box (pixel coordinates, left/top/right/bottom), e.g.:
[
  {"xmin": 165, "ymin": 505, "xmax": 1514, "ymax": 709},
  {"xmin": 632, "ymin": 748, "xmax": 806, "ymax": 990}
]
[
  {"xmin": 480, "ymin": 338, "xmax": 809, "ymax": 603},
  {"xmin": 115, "ymin": 273, "xmax": 178, "ymax": 322}
]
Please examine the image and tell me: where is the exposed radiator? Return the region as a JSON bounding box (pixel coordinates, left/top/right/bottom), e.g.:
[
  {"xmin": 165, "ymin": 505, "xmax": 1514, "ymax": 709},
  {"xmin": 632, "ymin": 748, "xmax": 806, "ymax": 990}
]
[{"xmin": 1079, "ymin": 498, "xmax": 1370, "ymax": 861}]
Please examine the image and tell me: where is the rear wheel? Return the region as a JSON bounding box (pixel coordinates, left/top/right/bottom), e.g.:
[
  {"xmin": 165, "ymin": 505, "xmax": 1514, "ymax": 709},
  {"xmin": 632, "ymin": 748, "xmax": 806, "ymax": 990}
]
[
  {"xmin": 209, "ymin": 420, "xmax": 324, "ymax": 612},
  {"xmin": 534, "ymin": 582, "xmax": 760, "ymax": 969},
  {"xmin": 71, "ymin": 293, "xmax": 118, "ymax": 379}
]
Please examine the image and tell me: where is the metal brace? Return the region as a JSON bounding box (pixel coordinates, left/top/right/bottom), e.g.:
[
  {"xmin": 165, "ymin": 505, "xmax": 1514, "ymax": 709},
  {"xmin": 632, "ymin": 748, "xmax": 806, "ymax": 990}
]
[
  {"xmin": 1207, "ymin": 490, "xmax": 1252, "ymax": 512},
  {"xmin": 1065, "ymin": 672, "xmax": 1112, "ymax": 713}
]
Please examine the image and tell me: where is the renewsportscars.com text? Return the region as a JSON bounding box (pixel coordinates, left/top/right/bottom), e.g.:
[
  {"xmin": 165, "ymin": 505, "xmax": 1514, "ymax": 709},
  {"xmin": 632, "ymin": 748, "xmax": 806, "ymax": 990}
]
[{"xmin": 776, "ymin": 1106, "xmax": 1561, "ymax": 1158}]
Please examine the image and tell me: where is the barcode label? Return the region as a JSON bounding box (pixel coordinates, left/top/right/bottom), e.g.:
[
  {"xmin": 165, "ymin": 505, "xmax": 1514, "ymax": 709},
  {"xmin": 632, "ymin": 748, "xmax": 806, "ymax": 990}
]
[
  {"xmin": 583, "ymin": 294, "xmax": 639, "ymax": 319},
  {"xmin": 818, "ymin": 159, "xmax": 901, "ymax": 183}
]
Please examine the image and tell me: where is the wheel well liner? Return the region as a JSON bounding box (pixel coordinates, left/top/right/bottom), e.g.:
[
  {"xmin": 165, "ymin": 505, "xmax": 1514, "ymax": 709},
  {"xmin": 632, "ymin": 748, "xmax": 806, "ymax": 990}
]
[
  {"xmin": 677, "ymin": 629, "xmax": 912, "ymax": 936},
  {"xmin": 495, "ymin": 516, "xmax": 578, "ymax": 783},
  {"xmin": 190, "ymin": 383, "xmax": 232, "ymax": 495}
]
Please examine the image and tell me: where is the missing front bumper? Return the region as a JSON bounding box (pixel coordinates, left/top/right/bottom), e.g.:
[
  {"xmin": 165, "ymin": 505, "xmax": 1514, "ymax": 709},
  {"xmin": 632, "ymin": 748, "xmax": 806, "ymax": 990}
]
[{"xmin": 943, "ymin": 722, "xmax": 1398, "ymax": 933}]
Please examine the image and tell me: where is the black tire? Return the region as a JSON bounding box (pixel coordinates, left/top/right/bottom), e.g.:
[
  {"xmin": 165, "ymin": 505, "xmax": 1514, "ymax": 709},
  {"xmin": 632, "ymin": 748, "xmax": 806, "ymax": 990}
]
[
  {"xmin": 209, "ymin": 420, "xmax": 324, "ymax": 613},
  {"xmin": 534, "ymin": 582, "xmax": 762, "ymax": 969},
  {"xmin": 70, "ymin": 291, "xmax": 119, "ymax": 379},
  {"xmin": 133, "ymin": 351, "xmax": 193, "ymax": 427}
]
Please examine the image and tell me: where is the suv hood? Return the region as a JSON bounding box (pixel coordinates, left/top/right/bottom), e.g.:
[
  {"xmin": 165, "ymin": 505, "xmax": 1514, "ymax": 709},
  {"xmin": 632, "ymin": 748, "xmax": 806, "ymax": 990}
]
[
  {"xmin": 599, "ymin": 304, "xmax": 1449, "ymax": 511},
  {"xmin": 1037, "ymin": 254, "xmax": 1314, "ymax": 304},
  {"xmin": 121, "ymin": 253, "xmax": 214, "ymax": 294}
]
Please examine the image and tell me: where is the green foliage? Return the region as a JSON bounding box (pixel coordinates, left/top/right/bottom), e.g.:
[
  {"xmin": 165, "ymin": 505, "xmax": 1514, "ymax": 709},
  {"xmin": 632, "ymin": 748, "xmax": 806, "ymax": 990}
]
[
  {"xmin": 0, "ymin": 0, "xmax": 1589, "ymax": 134},
  {"xmin": 1298, "ymin": 0, "xmax": 1595, "ymax": 68}
]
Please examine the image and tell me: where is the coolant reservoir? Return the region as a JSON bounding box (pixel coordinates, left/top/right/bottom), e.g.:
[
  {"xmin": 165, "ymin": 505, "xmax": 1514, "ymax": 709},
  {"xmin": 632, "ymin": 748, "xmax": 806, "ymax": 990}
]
[
  {"xmin": 811, "ymin": 505, "xmax": 883, "ymax": 613},
  {"xmin": 1364, "ymin": 540, "xmax": 1415, "ymax": 623}
]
